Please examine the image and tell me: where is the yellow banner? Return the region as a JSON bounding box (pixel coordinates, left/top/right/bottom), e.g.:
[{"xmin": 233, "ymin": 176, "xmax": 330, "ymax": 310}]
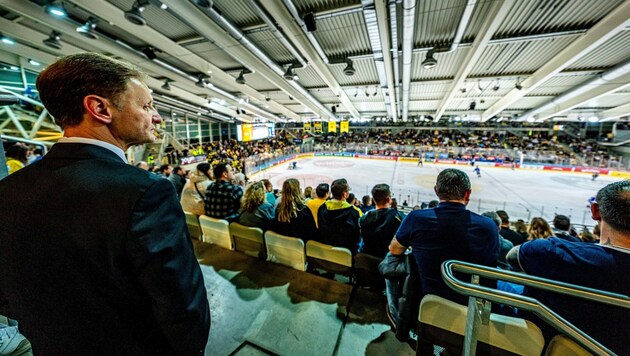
[
  {"xmin": 313, "ymin": 121, "xmax": 323, "ymax": 133},
  {"xmin": 328, "ymin": 121, "xmax": 337, "ymax": 133},
  {"xmin": 340, "ymin": 121, "xmax": 349, "ymax": 133},
  {"xmin": 240, "ymin": 124, "xmax": 253, "ymax": 142},
  {"xmin": 611, "ymin": 171, "xmax": 630, "ymax": 179},
  {"xmin": 303, "ymin": 122, "xmax": 311, "ymax": 131}
]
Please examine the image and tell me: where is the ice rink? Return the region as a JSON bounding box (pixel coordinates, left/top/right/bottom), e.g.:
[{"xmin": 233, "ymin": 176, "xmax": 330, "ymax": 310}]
[{"xmin": 251, "ymin": 156, "xmax": 622, "ymax": 226}]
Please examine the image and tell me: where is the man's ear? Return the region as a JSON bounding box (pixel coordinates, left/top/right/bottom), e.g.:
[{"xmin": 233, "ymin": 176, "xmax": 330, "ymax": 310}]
[
  {"xmin": 591, "ymin": 202, "xmax": 601, "ymax": 221},
  {"xmin": 464, "ymin": 189, "xmax": 472, "ymax": 202},
  {"xmin": 84, "ymin": 95, "xmax": 113, "ymax": 124}
]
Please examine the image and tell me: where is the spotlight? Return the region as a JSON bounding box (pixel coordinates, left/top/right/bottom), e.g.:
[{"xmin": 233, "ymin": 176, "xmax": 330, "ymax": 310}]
[
  {"xmin": 141, "ymin": 47, "xmax": 157, "ymax": 60},
  {"xmin": 45, "ymin": 1, "xmax": 67, "ymax": 17},
  {"xmin": 0, "ymin": 33, "xmax": 15, "ymax": 45},
  {"xmin": 343, "ymin": 58, "xmax": 355, "ymax": 76},
  {"xmin": 43, "ymin": 31, "xmax": 62, "ymax": 50},
  {"xmin": 469, "ymin": 101, "xmax": 476, "ymax": 110},
  {"xmin": 365, "ymin": 89, "xmax": 370, "ymax": 97},
  {"xmin": 28, "ymin": 59, "xmax": 41, "ymax": 66},
  {"xmin": 196, "ymin": 74, "xmax": 209, "ymax": 88},
  {"xmin": 493, "ymin": 85, "xmax": 500, "ymax": 91},
  {"xmin": 125, "ymin": 0, "xmax": 149, "ymax": 26},
  {"xmin": 460, "ymin": 88, "xmax": 466, "ymax": 93},
  {"xmin": 515, "ymin": 78, "xmax": 522, "ymax": 90},
  {"xmin": 193, "ymin": 0, "xmax": 212, "ymax": 7},
  {"xmin": 331, "ymin": 105, "xmax": 336, "ymax": 114},
  {"xmin": 353, "ymin": 87, "xmax": 358, "ymax": 98},
  {"xmin": 422, "ymin": 49, "xmax": 437, "ymax": 69},
  {"xmin": 235, "ymin": 70, "xmax": 246, "ymax": 85},
  {"xmin": 76, "ymin": 17, "xmax": 99, "ymax": 40},
  {"xmin": 265, "ymin": 94, "xmax": 271, "ymax": 102},
  {"xmin": 373, "ymin": 87, "xmax": 378, "ymax": 96},
  {"xmin": 161, "ymin": 79, "xmax": 172, "ymax": 91}
]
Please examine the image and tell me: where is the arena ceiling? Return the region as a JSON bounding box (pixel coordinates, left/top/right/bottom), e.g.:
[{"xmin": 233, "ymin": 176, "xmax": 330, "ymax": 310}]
[{"xmin": 0, "ymin": 0, "xmax": 630, "ymax": 124}]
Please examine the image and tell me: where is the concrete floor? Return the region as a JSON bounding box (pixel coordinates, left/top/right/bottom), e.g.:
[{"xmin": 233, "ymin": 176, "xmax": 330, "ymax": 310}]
[
  {"xmin": 194, "ymin": 242, "xmax": 415, "ymax": 356},
  {"xmin": 252, "ymin": 156, "xmax": 621, "ymax": 226}
]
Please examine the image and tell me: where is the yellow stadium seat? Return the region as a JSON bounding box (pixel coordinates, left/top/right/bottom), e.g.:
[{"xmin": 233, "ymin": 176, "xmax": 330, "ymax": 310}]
[
  {"xmin": 544, "ymin": 335, "xmax": 591, "ymax": 356},
  {"xmin": 199, "ymin": 215, "xmax": 233, "ymax": 250},
  {"xmin": 229, "ymin": 222, "xmax": 264, "ymax": 258},
  {"xmin": 417, "ymin": 294, "xmax": 545, "ymax": 356},
  {"xmin": 305, "ymin": 240, "xmax": 353, "ymax": 279},
  {"xmin": 264, "ymin": 230, "xmax": 306, "ymax": 271},
  {"xmin": 184, "ymin": 211, "xmax": 202, "ymax": 240}
]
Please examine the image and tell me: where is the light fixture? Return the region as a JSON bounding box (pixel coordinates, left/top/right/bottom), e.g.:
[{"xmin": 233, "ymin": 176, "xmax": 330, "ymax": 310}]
[
  {"xmin": 159, "ymin": 3, "xmax": 168, "ymax": 10},
  {"xmin": 493, "ymin": 78, "xmax": 500, "ymax": 91},
  {"xmin": 283, "ymin": 64, "xmax": 298, "ymax": 81},
  {"xmin": 373, "ymin": 87, "xmax": 378, "ymax": 96},
  {"xmin": 161, "ymin": 79, "xmax": 172, "ymax": 91},
  {"xmin": 141, "ymin": 47, "xmax": 157, "ymax": 60},
  {"xmin": 365, "ymin": 88, "xmax": 370, "ymax": 97},
  {"xmin": 45, "ymin": 1, "xmax": 67, "ymax": 17},
  {"xmin": 343, "ymin": 58, "xmax": 355, "ymax": 76},
  {"xmin": 28, "ymin": 59, "xmax": 41, "ymax": 66},
  {"xmin": 235, "ymin": 69, "xmax": 251, "ymax": 85},
  {"xmin": 195, "ymin": 74, "xmax": 209, "ymax": 88},
  {"xmin": 353, "ymin": 87, "xmax": 358, "ymax": 98},
  {"xmin": 515, "ymin": 77, "xmax": 523, "ymax": 90},
  {"xmin": 43, "ymin": 31, "xmax": 62, "ymax": 50},
  {"xmin": 331, "ymin": 105, "xmax": 336, "ymax": 114},
  {"xmin": 422, "ymin": 49, "xmax": 437, "ymax": 69},
  {"xmin": 76, "ymin": 17, "xmax": 99, "ymax": 40},
  {"xmin": 0, "ymin": 33, "xmax": 15, "ymax": 45},
  {"xmin": 588, "ymin": 116, "xmax": 599, "ymax": 122},
  {"xmin": 304, "ymin": 12, "xmax": 316, "ymax": 32},
  {"xmin": 526, "ymin": 117, "xmax": 535, "ymax": 123},
  {"xmin": 192, "ymin": 0, "xmax": 212, "ymax": 7},
  {"xmin": 469, "ymin": 100, "xmax": 476, "ymax": 110},
  {"xmin": 124, "ymin": 0, "xmax": 149, "ymax": 26},
  {"xmin": 460, "ymin": 87, "xmax": 467, "ymax": 94}
]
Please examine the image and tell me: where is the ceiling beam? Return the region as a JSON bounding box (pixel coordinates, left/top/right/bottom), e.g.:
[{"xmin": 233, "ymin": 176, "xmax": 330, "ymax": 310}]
[
  {"xmin": 257, "ymin": 0, "xmax": 361, "ymax": 119},
  {"xmin": 434, "ymin": 0, "xmax": 515, "ymax": 121},
  {"xmin": 601, "ymin": 102, "xmax": 630, "ymax": 121},
  {"xmin": 481, "ymin": 0, "xmax": 630, "ymax": 121}
]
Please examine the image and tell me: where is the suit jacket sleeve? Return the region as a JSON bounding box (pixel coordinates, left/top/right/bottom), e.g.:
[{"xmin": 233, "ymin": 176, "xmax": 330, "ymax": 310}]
[{"xmin": 126, "ymin": 178, "xmax": 210, "ymax": 355}]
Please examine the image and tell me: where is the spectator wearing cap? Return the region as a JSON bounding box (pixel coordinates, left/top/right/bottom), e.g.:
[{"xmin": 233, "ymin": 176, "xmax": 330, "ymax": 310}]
[
  {"xmin": 317, "ymin": 178, "xmax": 362, "ymax": 253},
  {"xmin": 552, "ymin": 215, "xmax": 581, "ymax": 242}
]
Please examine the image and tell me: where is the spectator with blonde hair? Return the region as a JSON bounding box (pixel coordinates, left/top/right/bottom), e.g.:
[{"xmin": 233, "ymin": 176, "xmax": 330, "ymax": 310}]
[
  {"xmin": 239, "ymin": 181, "xmax": 274, "ymax": 231},
  {"xmin": 272, "ymin": 178, "xmax": 318, "ymax": 242},
  {"xmin": 527, "ymin": 217, "xmax": 554, "ymax": 240}
]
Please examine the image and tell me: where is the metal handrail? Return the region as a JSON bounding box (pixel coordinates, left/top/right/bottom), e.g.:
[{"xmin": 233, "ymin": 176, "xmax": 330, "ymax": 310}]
[{"xmin": 441, "ymin": 260, "xmax": 630, "ymax": 355}]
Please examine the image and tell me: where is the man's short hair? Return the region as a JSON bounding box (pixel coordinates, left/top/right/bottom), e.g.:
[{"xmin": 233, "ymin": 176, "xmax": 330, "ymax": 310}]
[
  {"xmin": 482, "ymin": 211, "xmax": 501, "ymax": 228},
  {"xmin": 428, "ymin": 200, "xmax": 439, "ymax": 208},
  {"xmin": 315, "ymin": 183, "xmax": 329, "ymax": 198},
  {"xmin": 172, "ymin": 166, "xmax": 184, "ymax": 175},
  {"xmin": 496, "ymin": 210, "xmax": 510, "ymax": 224},
  {"xmin": 435, "ymin": 169, "xmax": 471, "ymax": 201},
  {"xmin": 36, "ymin": 52, "xmax": 146, "ymax": 128},
  {"xmin": 596, "ymin": 180, "xmax": 630, "ymax": 234},
  {"xmin": 213, "ymin": 163, "xmax": 229, "ymax": 180},
  {"xmin": 158, "ymin": 164, "xmax": 171, "ymax": 173},
  {"xmin": 371, "ymin": 184, "xmax": 391, "ymax": 205},
  {"xmin": 362, "ymin": 195, "xmax": 372, "ymax": 206},
  {"xmin": 331, "ymin": 178, "xmax": 349, "ymax": 200},
  {"xmin": 553, "ymin": 215, "xmax": 571, "ymax": 231}
]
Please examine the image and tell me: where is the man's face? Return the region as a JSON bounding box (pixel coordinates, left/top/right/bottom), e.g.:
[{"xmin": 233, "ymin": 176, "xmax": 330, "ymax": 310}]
[
  {"xmin": 109, "ymin": 78, "xmax": 162, "ymax": 149},
  {"xmin": 224, "ymin": 166, "xmax": 234, "ymax": 181}
]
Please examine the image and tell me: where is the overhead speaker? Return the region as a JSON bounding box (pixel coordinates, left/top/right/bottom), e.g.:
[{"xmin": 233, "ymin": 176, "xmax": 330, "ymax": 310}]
[
  {"xmin": 304, "ymin": 12, "xmax": 316, "ymax": 32},
  {"xmin": 343, "ymin": 58, "xmax": 355, "ymax": 76}
]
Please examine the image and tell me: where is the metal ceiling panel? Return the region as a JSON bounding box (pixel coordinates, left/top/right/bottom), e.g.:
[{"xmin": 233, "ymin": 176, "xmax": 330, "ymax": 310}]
[
  {"xmin": 408, "ymin": 100, "xmax": 440, "ymax": 111},
  {"xmin": 105, "ymin": 0, "xmax": 198, "ymax": 40},
  {"xmin": 470, "ymin": 36, "xmax": 579, "ymax": 77},
  {"xmin": 233, "ymin": 71, "xmax": 279, "ymax": 92},
  {"xmin": 409, "ymin": 82, "xmax": 451, "ymax": 100},
  {"xmin": 313, "ymin": 11, "xmax": 371, "ymax": 59},
  {"xmin": 211, "ymin": 0, "xmax": 262, "ymax": 28},
  {"xmin": 460, "ymin": 0, "xmax": 499, "ymax": 44},
  {"xmin": 528, "ymin": 73, "xmax": 597, "ymax": 96},
  {"xmin": 307, "ymin": 88, "xmax": 339, "ymax": 103},
  {"xmin": 293, "ymin": 65, "xmax": 328, "ymax": 87},
  {"xmin": 411, "ymin": 47, "xmax": 471, "ymax": 80},
  {"xmin": 351, "ymin": 101, "xmax": 386, "ymax": 113},
  {"xmin": 495, "ymin": 0, "xmax": 626, "ymax": 36},
  {"xmin": 247, "ymin": 30, "xmax": 296, "ymax": 64},
  {"xmin": 414, "ymin": 0, "xmax": 466, "ymax": 47},
  {"xmin": 183, "ymin": 41, "xmax": 240, "ymax": 70},
  {"xmin": 292, "ymin": 0, "xmax": 362, "ymax": 14},
  {"xmin": 567, "ymin": 31, "xmax": 630, "ymax": 70}
]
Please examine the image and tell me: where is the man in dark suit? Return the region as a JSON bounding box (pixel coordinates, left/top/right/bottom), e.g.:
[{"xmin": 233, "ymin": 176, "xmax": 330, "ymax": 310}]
[{"xmin": 0, "ymin": 53, "xmax": 210, "ymax": 355}]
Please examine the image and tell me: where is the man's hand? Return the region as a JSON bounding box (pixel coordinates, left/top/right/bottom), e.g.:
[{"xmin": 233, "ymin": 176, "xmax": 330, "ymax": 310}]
[{"xmin": 388, "ymin": 237, "xmax": 407, "ymax": 255}]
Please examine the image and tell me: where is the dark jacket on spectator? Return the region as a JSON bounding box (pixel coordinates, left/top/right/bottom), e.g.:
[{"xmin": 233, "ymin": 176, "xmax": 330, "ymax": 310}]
[{"xmin": 317, "ymin": 200, "xmax": 361, "ymax": 253}]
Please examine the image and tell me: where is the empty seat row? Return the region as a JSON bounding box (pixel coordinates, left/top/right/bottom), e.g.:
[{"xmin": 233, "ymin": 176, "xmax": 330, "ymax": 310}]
[{"xmin": 184, "ymin": 212, "xmax": 354, "ymax": 275}]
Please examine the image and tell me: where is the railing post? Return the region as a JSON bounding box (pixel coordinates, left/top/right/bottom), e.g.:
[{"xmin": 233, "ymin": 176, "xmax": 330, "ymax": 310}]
[{"xmin": 463, "ymin": 274, "xmax": 482, "ymax": 356}]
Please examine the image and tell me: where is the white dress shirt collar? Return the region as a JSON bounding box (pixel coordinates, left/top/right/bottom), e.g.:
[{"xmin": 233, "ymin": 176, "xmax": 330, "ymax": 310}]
[{"xmin": 57, "ymin": 137, "xmax": 128, "ymax": 163}]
